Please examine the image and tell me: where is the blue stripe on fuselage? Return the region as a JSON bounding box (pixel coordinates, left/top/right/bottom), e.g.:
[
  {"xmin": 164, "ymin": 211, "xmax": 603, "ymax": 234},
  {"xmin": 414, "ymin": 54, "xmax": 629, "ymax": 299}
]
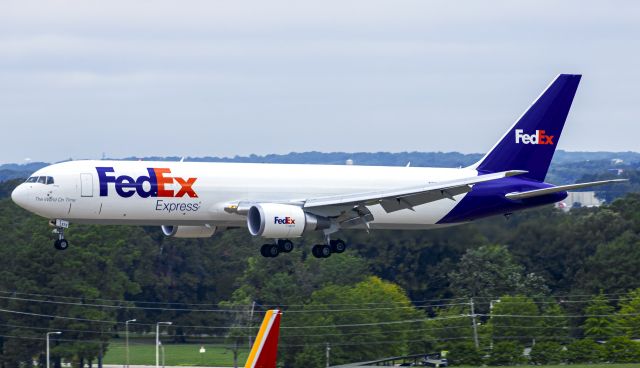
[{"xmin": 438, "ymin": 177, "xmax": 567, "ymax": 224}]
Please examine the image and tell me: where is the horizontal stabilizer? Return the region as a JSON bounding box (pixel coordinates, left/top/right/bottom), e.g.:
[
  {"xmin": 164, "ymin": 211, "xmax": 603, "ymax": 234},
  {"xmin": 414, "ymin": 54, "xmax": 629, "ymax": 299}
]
[{"xmin": 505, "ymin": 179, "xmax": 628, "ymax": 200}]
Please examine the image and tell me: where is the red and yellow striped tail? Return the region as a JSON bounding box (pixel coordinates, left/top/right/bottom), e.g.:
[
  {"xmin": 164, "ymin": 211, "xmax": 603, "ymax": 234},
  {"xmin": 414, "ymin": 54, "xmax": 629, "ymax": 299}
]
[{"xmin": 244, "ymin": 309, "xmax": 282, "ymax": 368}]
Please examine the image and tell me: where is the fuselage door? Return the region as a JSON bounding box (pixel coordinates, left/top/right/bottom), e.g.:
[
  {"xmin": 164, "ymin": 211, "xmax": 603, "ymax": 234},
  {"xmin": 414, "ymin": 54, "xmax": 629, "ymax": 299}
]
[{"xmin": 80, "ymin": 173, "xmax": 94, "ymax": 197}]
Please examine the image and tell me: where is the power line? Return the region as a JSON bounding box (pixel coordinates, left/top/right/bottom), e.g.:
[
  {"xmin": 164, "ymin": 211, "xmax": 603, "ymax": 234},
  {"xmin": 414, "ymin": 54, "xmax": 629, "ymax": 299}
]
[
  {"xmin": 0, "ymin": 294, "xmax": 469, "ymax": 313},
  {"xmin": 0, "ymin": 289, "xmax": 471, "ymax": 308}
]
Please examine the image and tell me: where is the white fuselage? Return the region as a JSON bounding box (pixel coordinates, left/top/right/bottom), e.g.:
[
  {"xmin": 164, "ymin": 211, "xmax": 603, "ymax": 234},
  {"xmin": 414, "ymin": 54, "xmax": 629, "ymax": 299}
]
[{"xmin": 11, "ymin": 160, "xmax": 474, "ymax": 230}]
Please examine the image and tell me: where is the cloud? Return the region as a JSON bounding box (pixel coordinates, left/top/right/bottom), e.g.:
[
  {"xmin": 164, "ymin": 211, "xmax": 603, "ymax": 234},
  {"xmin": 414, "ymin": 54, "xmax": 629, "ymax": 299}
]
[{"xmin": 0, "ymin": 0, "xmax": 639, "ymax": 163}]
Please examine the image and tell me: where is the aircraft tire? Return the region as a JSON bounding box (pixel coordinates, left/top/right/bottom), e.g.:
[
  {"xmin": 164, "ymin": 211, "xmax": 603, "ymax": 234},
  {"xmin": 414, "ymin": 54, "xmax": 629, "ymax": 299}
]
[
  {"xmin": 320, "ymin": 244, "xmax": 332, "ymax": 258},
  {"xmin": 278, "ymin": 239, "xmax": 294, "ymax": 253},
  {"xmin": 260, "ymin": 244, "xmax": 271, "ymax": 257},
  {"xmin": 330, "ymin": 239, "xmax": 346, "ymax": 253},
  {"xmin": 54, "ymin": 239, "xmax": 69, "ymax": 250},
  {"xmin": 261, "ymin": 244, "xmax": 279, "ymax": 258},
  {"xmin": 311, "ymin": 244, "xmax": 323, "ymax": 258}
]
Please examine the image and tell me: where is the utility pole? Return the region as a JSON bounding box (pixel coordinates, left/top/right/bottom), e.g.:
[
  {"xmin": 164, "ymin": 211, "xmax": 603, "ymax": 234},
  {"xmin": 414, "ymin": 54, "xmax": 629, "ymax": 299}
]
[
  {"xmin": 46, "ymin": 332, "xmax": 62, "ymax": 368},
  {"xmin": 248, "ymin": 300, "xmax": 256, "ymax": 349},
  {"xmin": 156, "ymin": 322, "xmax": 172, "ymax": 368},
  {"xmin": 326, "ymin": 342, "xmax": 331, "ymax": 368},
  {"xmin": 470, "ymin": 298, "xmax": 479, "ymax": 349},
  {"xmin": 125, "ymin": 319, "xmax": 136, "ymax": 368}
]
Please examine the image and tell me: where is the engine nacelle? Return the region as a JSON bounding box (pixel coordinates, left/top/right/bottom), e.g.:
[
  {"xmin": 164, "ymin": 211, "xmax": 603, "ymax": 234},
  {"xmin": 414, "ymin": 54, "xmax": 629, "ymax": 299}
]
[
  {"xmin": 247, "ymin": 203, "xmax": 330, "ymax": 238},
  {"xmin": 161, "ymin": 225, "xmax": 217, "ymax": 238}
]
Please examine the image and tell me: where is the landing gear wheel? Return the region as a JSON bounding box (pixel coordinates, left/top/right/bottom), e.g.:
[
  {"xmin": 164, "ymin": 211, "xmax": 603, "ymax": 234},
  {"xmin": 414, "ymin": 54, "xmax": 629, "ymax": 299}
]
[
  {"xmin": 330, "ymin": 239, "xmax": 346, "ymax": 253},
  {"xmin": 54, "ymin": 239, "xmax": 69, "ymax": 250},
  {"xmin": 320, "ymin": 244, "xmax": 332, "ymax": 258},
  {"xmin": 312, "ymin": 244, "xmax": 331, "ymax": 258},
  {"xmin": 311, "ymin": 244, "xmax": 322, "ymax": 258},
  {"xmin": 261, "ymin": 244, "xmax": 280, "ymax": 258},
  {"xmin": 278, "ymin": 239, "xmax": 294, "ymax": 253}
]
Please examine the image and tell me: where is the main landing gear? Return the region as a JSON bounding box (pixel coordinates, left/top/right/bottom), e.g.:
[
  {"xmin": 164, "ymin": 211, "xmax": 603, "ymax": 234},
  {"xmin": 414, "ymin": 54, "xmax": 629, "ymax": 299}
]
[
  {"xmin": 258, "ymin": 238, "xmax": 347, "ymax": 258},
  {"xmin": 260, "ymin": 239, "xmax": 295, "ymax": 258},
  {"xmin": 311, "ymin": 239, "xmax": 346, "ymax": 258},
  {"xmin": 50, "ymin": 219, "xmax": 70, "ymax": 250}
]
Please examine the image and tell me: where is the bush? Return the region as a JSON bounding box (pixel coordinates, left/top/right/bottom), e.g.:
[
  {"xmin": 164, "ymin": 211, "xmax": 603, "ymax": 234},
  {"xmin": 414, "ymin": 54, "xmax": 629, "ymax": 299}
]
[
  {"xmin": 444, "ymin": 341, "xmax": 484, "ymax": 366},
  {"xmin": 486, "ymin": 341, "xmax": 525, "ymax": 366},
  {"xmin": 605, "ymin": 336, "xmax": 640, "ymax": 363},
  {"xmin": 565, "ymin": 339, "xmax": 605, "ymax": 364},
  {"xmin": 529, "ymin": 341, "xmax": 564, "ymax": 365}
]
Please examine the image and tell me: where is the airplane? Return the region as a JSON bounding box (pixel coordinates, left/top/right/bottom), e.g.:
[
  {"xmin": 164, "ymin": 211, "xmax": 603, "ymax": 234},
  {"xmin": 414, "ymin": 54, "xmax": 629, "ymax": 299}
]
[
  {"xmin": 245, "ymin": 309, "xmax": 282, "ymax": 368},
  {"xmin": 11, "ymin": 74, "xmax": 626, "ymax": 258}
]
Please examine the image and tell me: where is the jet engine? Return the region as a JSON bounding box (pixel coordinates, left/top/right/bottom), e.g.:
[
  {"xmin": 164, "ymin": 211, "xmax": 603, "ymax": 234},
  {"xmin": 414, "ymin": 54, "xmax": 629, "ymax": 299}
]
[
  {"xmin": 247, "ymin": 203, "xmax": 330, "ymax": 238},
  {"xmin": 161, "ymin": 225, "xmax": 217, "ymax": 238}
]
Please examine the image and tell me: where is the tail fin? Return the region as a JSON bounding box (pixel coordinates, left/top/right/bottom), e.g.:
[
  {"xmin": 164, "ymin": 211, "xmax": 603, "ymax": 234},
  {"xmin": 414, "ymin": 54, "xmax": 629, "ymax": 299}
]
[
  {"xmin": 472, "ymin": 74, "xmax": 582, "ymax": 182},
  {"xmin": 245, "ymin": 309, "xmax": 282, "ymax": 368}
]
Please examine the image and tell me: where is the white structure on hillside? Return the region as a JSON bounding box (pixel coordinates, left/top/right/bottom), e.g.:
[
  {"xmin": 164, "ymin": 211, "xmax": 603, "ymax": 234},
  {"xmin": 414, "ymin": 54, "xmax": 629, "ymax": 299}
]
[{"xmin": 556, "ymin": 191, "xmax": 603, "ymax": 212}]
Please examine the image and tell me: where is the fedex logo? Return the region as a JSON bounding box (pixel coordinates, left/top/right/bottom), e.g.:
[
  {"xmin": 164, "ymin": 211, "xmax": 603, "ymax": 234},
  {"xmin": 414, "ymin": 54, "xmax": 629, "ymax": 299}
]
[
  {"xmin": 514, "ymin": 129, "xmax": 554, "ymax": 145},
  {"xmin": 274, "ymin": 216, "xmax": 295, "ymax": 225},
  {"xmin": 96, "ymin": 167, "xmax": 198, "ymax": 198}
]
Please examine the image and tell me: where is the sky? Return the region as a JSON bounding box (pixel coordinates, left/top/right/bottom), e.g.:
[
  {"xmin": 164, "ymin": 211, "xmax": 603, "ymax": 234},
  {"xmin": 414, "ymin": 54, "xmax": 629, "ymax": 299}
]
[{"xmin": 0, "ymin": 0, "xmax": 638, "ymax": 164}]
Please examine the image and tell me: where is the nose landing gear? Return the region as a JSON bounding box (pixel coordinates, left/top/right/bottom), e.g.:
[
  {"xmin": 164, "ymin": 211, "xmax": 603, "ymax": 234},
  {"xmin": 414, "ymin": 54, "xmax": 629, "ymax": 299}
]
[{"xmin": 50, "ymin": 219, "xmax": 70, "ymax": 250}]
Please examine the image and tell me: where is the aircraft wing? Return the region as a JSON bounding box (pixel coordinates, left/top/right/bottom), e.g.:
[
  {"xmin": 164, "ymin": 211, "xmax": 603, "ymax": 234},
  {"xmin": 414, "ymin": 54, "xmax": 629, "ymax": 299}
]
[
  {"xmin": 303, "ymin": 170, "xmax": 527, "ymax": 216},
  {"xmin": 505, "ymin": 179, "xmax": 628, "ymax": 200}
]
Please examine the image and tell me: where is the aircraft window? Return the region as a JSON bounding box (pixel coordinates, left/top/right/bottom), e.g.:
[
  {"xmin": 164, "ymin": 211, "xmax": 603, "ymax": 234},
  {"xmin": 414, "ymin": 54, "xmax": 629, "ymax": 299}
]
[
  {"xmin": 37, "ymin": 176, "xmax": 46, "ymax": 184},
  {"xmin": 46, "ymin": 176, "xmax": 55, "ymax": 185},
  {"xmin": 26, "ymin": 177, "xmax": 37, "ymax": 183}
]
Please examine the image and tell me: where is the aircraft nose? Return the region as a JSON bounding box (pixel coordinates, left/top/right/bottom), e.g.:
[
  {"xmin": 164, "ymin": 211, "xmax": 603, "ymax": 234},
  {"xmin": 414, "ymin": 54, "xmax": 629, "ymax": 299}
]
[{"xmin": 11, "ymin": 184, "xmax": 29, "ymax": 209}]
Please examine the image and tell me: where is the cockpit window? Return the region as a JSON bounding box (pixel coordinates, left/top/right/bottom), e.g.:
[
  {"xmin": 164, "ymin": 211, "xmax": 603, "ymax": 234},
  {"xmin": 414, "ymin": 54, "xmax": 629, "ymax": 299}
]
[
  {"xmin": 37, "ymin": 176, "xmax": 46, "ymax": 184},
  {"xmin": 46, "ymin": 176, "xmax": 54, "ymax": 185},
  {"xmin": 25, "ymin": 177, "xmax": 37, "ymax": 183}
]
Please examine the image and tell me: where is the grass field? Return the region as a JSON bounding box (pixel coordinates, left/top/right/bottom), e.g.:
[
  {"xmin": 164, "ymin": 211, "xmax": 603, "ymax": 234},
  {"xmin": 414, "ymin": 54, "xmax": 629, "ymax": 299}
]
[
  {"xmin": 102, "ymin": 340, "xmax": 249, "ymax": 366},
  {"xmin": 103, "ymin": 341, "xmax": 638, "ymax": 368}
]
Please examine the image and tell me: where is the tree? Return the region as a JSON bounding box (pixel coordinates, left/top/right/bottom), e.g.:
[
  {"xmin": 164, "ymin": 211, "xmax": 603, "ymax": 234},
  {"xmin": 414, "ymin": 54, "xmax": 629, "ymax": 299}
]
[
  {"xmin": 431, "ymin": 305, "xmax": 473, "ymax": 348},
  {"xmin": 445, "ymin": 341, "xmax": 483, "ymax": 366},
  {"xmin": 564, "ymin": 339, "xmax": 605, "ymax": 364},
  {"xmin": 488, "ymin": 296, "xmax": 540, "ymax": 345},
  {"xmin": 283, "ymin": 277, "xmax": 425, "ymax": 367},
  {"xmin": 617, "ymin": 288, "xmax": 640, "ymax": 339},
  {"xmin": 486, "ymin": 341, "xmax": 524, "ymax": 366},
  {"xmin": 582, "ymin": 293, "xmax": 619, "ymax": 340},
  {"xmin": 605, "ymin": 336, "xmax": 640, "ymax": 363},
  {"xmin": 578, "ymin": 231, "xmax": 640, "ymax": 293},
  {"xmin": 539, "ymin": 300, "xmax": 569, "ymax": 342},
  {"xmin": 529, "ymin": 341, "xmax": 564, "ymax": 365},
  {"xmin": 448, "ymin": 245, "xmax": 549, "ymax": 308}
]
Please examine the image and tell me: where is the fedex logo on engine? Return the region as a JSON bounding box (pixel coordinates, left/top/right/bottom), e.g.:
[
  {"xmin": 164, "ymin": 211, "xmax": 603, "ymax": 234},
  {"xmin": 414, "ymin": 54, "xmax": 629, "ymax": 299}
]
[
  {"xmin": 96, "ymin": 167, "xmax": 198, "ymax": 198},
  {"xmin": 515, "ymin": 129, "xmax": 554, "ymax": 145},
  {"xmin": 274, "ymin": 216, "xmax": 295, "ymax": 225}
]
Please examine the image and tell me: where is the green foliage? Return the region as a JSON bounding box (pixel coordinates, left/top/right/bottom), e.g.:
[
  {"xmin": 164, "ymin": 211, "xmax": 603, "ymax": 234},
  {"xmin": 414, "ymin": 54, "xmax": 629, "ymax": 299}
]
[
  {"xmin": 619, "ymin": 288, "xmax": 640, "ymax": 338},
  {"xmin": 281, "ymin": 276, "xmax": 425, "ymax": 367},
  {"xmin": 605, "ymin": 336, "xmax": 640, "ymax": 363},
  {"xmin": 444, "ymin": 341, "xmax": 483, "ymax": 366},
  {"xmin": 582, "ymin": 293, "xmax": 619, "ymax": 340},
  {"xmin": 486, "ymin": 341, "xmax": 525, "ymax": 366},
  {"xmin": 579, "ymin": 232, "xmax": 640, "ymax": 293},
  {"xmin": 564, "ymin": 339, "xmax": 606, "ymax": 364},
  {"xmin": 488, "ymin": 296, "xmax": 540, "ymax": 345},
  {"xmin": 448, "ymin": 245, "xmax": 549, "ymax": 303},
  {"xmin": 529, "ymin": 341, "xmax": 564, "ymax": 365},
  {"xmin": 0, "ymin": 174, "xmax": 640, "ymax": 366},
  {"xmin": 431, "ymin": 305, "xmax": 473, "ymax": 348}
]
